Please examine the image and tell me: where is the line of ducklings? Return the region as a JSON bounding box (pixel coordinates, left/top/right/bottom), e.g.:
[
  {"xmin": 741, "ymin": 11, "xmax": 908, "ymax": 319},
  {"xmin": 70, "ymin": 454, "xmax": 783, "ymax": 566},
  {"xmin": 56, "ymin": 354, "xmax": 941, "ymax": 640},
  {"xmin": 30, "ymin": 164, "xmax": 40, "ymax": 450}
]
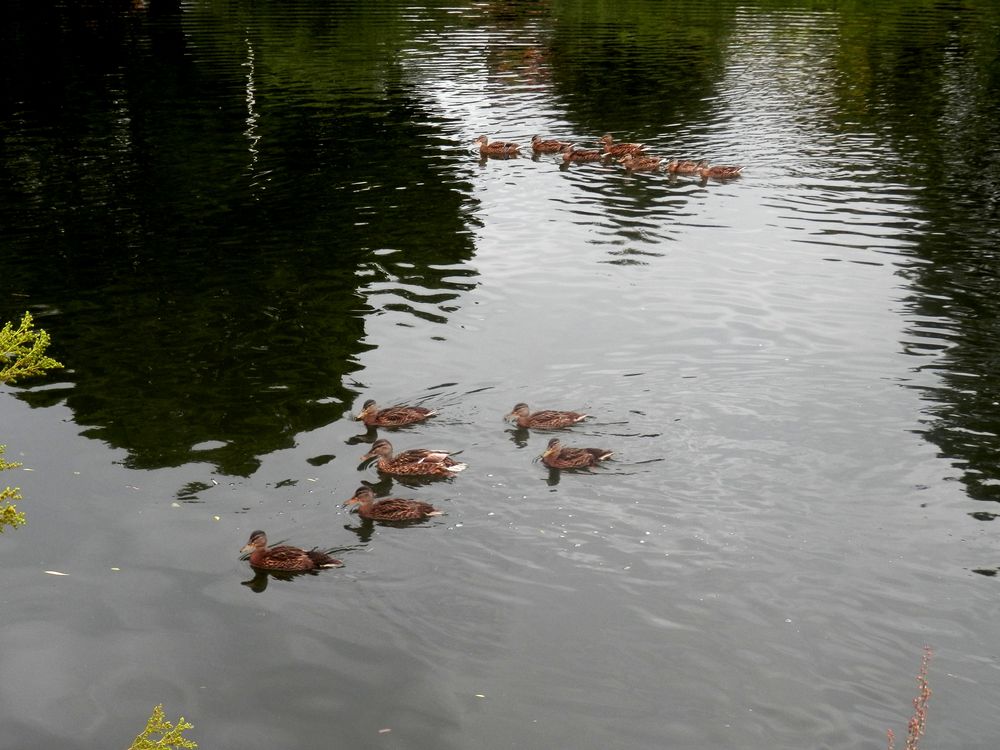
[
  {"xmin": 239, "ymin": 399, "xmax": 611, "ymax": 573},
  {"xmin": 475, "ymin": 133, "xmax": 743, "ymax": 179}
]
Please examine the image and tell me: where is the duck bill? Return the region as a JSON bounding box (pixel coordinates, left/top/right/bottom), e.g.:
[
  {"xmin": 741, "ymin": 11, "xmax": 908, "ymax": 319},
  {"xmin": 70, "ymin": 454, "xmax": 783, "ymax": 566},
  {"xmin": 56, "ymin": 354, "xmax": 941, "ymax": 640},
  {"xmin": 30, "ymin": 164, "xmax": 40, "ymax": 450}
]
[{"xmin": 239, "ymin": 543, "xmax": 255, "ymax": 555}]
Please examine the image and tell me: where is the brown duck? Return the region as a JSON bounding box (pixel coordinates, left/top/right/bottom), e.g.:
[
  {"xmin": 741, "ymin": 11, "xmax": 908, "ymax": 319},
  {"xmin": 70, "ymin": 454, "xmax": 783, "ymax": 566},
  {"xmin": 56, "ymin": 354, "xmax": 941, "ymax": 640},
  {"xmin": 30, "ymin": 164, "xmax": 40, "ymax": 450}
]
[
  {"xmin": 360, "ymin": 438, "xmax": 467, "ymax": 476},
  {"xmin": 540, "ymin": 438, "xmax": 613, "ymax": 469},
  {"xmin": 355, "ymin": 399, "xmax": 437, "ymax": 427},
  {"xmin": 240, "ymin": 530, "xmax": 343, "ymax": 572},
  {"xmin": 505, "ymin": 402, "xmax": 589, "ymax": 430},
  {"xmin": 600, "ymin": 134, "xmax": 645, "ymax": 158},
  {"xmin": 531, "ymin": 135, "xmax": 572, "ymax": 154},
  {"xmin": 666, "ymin": 159, "xmax": 700, "ymax": 175},
  {"xmin": 475, "ymin": 135, "xmax": 521, "ymax": 156},
  {"xmin": 562, "ymin": 146, "xmax": 604, "ymax": 163},
  {"xmin": 619, "ymin": 153, "xmax": 663, "ymax": 172},
  {"xmin": 696, "ymin": 160, "xmax": 743, "ymax": 179},
  {"xmin": 345, "ymin": 486, "xmax": 443, "ymax": 522}
]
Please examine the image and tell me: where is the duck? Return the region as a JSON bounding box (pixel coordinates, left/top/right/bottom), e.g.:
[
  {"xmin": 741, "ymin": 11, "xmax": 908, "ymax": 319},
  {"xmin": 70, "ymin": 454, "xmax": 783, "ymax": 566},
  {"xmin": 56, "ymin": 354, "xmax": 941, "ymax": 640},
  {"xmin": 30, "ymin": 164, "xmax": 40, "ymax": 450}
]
[
  {"xmin": 360, "ymin": 438, "xmax": 467, "ymax": 476},
  {"xmin": 475, "ymin": 135, "xmax": 521, "ymax": 156},
  {"xmin": 599, "ymin": 134, "xmax": 645, "ymax": 158},
  {"xmin": 666, "ymin": 159, "xmax": 700, "ymax": 175},
  {"xmin": 531, "ymin": 135, "xmax": 572, "ymax": 154},
  {"xmin": 240, "ymin": 530, "xmax": 343, "ymax": 572},
  {"xmin": 696, "ymin": 160, "xmax": 743, "ymax": 179},
  {"xmin": 505, "ymin": 402, "xmax": 589, "ymax": 430},
  {"xmin": 619, "ymin": 153, "xmax": 663, "ymax": 172},
  {"xmin": 355, "ymin": 399, "xmax": 437, "ymax": 427},
  {"xmin": 562, "ymin": 146, "xmax": 604, "ymax": 163},
  {"xmin": 540, "ymin": 438, "xmax": 613, "ymax": 469},
  {"xmin": 345, "ymin": 486, "xmax": 443, "ymax": 522}
]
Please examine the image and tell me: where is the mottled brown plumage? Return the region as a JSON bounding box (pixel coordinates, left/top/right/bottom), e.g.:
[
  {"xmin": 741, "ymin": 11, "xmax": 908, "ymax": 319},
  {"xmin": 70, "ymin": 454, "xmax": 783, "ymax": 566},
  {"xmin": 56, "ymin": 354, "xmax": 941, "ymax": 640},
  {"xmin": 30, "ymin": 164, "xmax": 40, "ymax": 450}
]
[
  {"xmin": 600, "ymin": 134, "xmax": 645, "ymax": 158},
  {"xmin": 475, "ymin": 135, "xmax": 521, "ymax": 156},
  {"xmin": 240, "ymin": 530, "xmax": 343, "ymax": 572},
  {"xmin": 505, "ymin": 402, "xmax": 589, "ymax": 430},
  {"xmin": 531, "ymin": 135, "xmax": 572, "ymax": 153},
  {"xmin": 666, "ymin": 159, "xmax": 700, "ymax": 175},
  {"xmin": 355, "ymin": 399, "xmax": 437, "ymax": 427},
  {"xmin": 562, "ymin": 146, "xmax": 604, "ymax": 163},
  {"xmin": 619, "ymin": 153, "xmax": 663, "ymax": 172},
  {"xmin": 360, "ymin": 438, "xmax": 467, "ymax": 476},
  {"xmin": 540, "ymin": 438, "xmax": 613, "ymax": 469},
  {"xmin": 345, "ymin": 486, "xmax": 443, "ymax": 522},
  {"xmin": 696, "ymin": 160, "xmax": 743, "ymax": 179}
]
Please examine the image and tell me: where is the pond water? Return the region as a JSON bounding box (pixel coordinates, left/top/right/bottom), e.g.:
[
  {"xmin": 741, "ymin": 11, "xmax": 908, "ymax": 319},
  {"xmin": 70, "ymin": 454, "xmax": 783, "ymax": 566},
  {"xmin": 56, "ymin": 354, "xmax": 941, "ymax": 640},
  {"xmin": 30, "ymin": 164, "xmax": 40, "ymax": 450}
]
[{"xmin": 2, "ymin": 1, "xmax": 1000, "ymax": 748}]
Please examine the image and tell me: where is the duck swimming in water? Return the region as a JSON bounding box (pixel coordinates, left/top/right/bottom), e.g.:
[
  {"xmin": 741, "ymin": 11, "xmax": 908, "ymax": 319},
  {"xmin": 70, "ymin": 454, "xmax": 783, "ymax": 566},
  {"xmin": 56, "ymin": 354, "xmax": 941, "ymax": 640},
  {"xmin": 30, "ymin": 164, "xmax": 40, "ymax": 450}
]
[
  {"xmin": 344, "ymin": 486, "xmax": 443, "ymax": 522},
  {"xmin": 505, "ymin": 402, "xmax": 589, "ymax": 430},
  {"xmin": 540, "ymin": 438, "xmax": 613, "ymax": 469},
  {"xmin": 240, "ymin": 530, "xmax": 343, "ymax": 572},
  {"xmin": 360, "ymin": 438, "xmax": 467, "ymax": 476},
  {"xmin": 355, "ymin": 399, "xmax": 437, "ymax": 427},
  {"xmin": 475, "ymin": 135, "xmax": 521, "ymax": 156}
]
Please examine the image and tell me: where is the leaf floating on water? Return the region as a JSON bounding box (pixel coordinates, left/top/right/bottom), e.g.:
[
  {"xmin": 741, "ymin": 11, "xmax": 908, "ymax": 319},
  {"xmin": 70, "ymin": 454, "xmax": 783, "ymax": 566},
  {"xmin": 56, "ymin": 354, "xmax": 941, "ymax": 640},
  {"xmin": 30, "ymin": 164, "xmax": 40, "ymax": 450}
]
[{"xmin": 44, "ymin": 570, "xmax": 68, "ymax": 576}]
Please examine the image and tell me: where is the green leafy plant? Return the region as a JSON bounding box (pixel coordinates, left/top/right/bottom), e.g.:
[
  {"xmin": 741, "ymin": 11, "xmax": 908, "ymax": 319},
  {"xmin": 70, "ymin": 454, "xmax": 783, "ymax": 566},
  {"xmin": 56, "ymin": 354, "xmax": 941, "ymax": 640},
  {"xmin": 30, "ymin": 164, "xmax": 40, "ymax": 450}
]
[
  {"xmin": 0, "ymin": 311, "xmax": 63, "ymax": 384},
  {"xmin": 1, "ymin": 311, "xmax": 63, "ymax": 531},
  {"xmin": 128, "ymin": 704, "xmax": 197, "ymax": 750},
  {"xmin": 0, "ymin": 446, "xmax": 25, "ymax": 533}
]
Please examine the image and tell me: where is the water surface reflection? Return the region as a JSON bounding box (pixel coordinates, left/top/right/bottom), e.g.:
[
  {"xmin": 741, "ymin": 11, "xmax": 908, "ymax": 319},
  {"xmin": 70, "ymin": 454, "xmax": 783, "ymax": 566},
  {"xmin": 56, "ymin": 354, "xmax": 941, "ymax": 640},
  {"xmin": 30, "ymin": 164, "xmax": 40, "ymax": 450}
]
[{"xmin": 3, "ymin": 2, "xmax": 1000, "ymax": 750}]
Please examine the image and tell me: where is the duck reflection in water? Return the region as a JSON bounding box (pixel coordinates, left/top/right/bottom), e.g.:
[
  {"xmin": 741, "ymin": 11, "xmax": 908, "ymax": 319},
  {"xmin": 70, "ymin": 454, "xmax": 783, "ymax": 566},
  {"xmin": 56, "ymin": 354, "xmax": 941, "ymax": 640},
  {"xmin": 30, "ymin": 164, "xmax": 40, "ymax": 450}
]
[{"xmin": 241, "ymin": 567, "xmax": 324, "ymax": 593}]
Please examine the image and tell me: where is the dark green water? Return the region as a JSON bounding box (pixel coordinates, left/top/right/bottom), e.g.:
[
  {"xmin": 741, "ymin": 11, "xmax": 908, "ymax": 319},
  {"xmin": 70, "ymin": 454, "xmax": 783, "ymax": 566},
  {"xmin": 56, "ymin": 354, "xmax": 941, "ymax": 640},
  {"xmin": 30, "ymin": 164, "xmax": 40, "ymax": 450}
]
[{"xmin": 2, "ymin": 1, "xmax": 1000, "ymax": 748}]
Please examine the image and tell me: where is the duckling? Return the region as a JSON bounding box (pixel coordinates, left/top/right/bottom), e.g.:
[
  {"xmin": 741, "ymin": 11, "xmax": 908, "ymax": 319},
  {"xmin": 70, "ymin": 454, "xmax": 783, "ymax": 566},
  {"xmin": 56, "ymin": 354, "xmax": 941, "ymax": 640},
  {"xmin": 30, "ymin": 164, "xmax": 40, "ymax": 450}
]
[
  {"xmin": 666, "ymin": 159, "xmax": 701, "ymax": 175},
  {"xmin": 531, "ymin": 135, "xmax": 572, "ymax": 154},
  {"xmin": 696, "ymin": 160, "xmax": 744, "ymax": 179},
  {"xmin": 355, "ymin": 399, "xmax": 436, "ymax": 427},
  {"xmin": 562, "ymin": 146, "xmax": 604, "ymax": 163},
  {"xmin": 505, "ymin": 402, "xmax": 589, "ymax": 430},
  {"xmin": 619, "ymin": 153, "xmax": 663, "ymax": 172},
  {"xmin": 600, "ymin": 134, "xmax": 645, "ymax": 158},
  {"xmin": 540, "ymin": 438, "xmax": 613, "ymax": 469},
  {"xmin": 475, "ymin": 135, "xmax": 521, "ymax": 156},
  {"xmin": 345, "ymin": 486, "xmax": 442, "ymax": 522},
  {"xmin": 240, "ymin": 530, "xmax": 343, "ymax": 572},
  {"xmin": 360, "ymin": 438, "xmax": 467, "ymax": 476}
]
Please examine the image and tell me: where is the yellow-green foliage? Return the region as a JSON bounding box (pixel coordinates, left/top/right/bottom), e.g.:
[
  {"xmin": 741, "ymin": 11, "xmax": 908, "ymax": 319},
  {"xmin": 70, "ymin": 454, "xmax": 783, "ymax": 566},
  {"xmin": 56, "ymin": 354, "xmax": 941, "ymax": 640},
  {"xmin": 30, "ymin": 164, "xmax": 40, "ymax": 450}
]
[
  {"xmin": 128, "ymin": 705, "xmax": 197, "ymax": 750},
  {"xmin": 1, "ymin": 312, "xmax": 62, "ymax": 532},
  {"xmin": 0, "ymin": 446, "xmax": 25, "ymax": 533},
  {"xmin": 0, "ymin": 311, "xmax": 63, "ymax": 384}
]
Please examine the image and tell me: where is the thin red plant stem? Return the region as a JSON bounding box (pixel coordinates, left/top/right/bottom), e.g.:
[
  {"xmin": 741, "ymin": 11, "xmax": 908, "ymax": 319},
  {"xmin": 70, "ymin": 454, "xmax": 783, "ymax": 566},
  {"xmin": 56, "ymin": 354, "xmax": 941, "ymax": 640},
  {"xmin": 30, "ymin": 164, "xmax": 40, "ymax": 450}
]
[{"xmin": 887, "ymin": 647, "xmax": 932, "ymax": 750}]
